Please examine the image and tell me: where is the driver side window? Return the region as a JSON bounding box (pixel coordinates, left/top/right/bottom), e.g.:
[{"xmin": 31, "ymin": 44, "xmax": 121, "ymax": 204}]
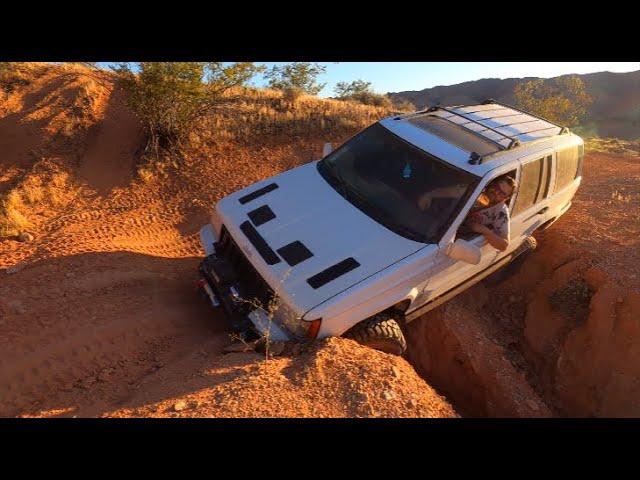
[{"xmin": 456, "ymin": 170, "xmax": 517, "ymax": 242}]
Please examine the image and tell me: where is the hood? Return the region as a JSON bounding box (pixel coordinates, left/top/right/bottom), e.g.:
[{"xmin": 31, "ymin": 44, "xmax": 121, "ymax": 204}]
[{"xmin": 216, "ymin": 161, "xmax": 426, "ymax": 315}]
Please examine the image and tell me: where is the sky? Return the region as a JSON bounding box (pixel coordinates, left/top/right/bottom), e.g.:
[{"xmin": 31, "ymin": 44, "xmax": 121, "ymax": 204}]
[{"xmin": 100, "ymin": 62, "xmax": 638, "ymax": 97}]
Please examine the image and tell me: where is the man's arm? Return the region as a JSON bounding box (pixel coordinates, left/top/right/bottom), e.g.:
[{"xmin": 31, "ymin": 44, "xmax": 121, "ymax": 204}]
[{"xmin": 469, "ymin": 223, "xmax": 509, "ymax": 251}]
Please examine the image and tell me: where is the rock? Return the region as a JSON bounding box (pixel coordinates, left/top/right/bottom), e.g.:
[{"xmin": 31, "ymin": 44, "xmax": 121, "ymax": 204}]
[
  {"xmin": 173, "ymin": 400, "xmax": 188, "ymax": 412},
  {"xmin": 391, "ymin": 366, "xmax": 401, "ymax": 378},
  {"xmin": 407, "ymin": 398, "xmax": 418, "ymax": 408},
  {"xmin": 17, "ymin": 232, "xmax": 34, "ymax": 242},
  {"xmin": 382, "ymin": 390, "xmax": 395, "ymax": 401}
]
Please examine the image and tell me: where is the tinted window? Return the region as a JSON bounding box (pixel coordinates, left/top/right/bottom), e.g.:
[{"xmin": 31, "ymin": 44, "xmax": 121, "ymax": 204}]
[
  {"xmin": 317, "ymin": 123, "xmax": 479, "ymax": 244},
  {"xmin": 555, "ymin": 146, "xmax": 580, "ymax": 192},
  {"xmin": 539, "ymin": 155, "xmax": 553, "ymax": 201},
  {"xmin": 513, "ymin": 158, "xmax": 543, "ymax": 216}
]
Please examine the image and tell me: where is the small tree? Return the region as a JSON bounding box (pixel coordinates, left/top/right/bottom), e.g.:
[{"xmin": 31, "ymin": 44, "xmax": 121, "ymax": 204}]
[
  {"xmin": 334, "ymin": 79, "xmax": 373, "ymax": 98},
  {"xmin": 333, "ymin": 79, "xmax": 391, "ymax": 108},
  {"xmin": 113, "ymin": 62, "xmax": 264, "ymax": 153},
  {"xmin": 264, "ymin": 62, "xmax": 326, "ymax": 96},
  {"xmin": 514, "ymin": 75, "xmax": 593, "ymax": 126}
]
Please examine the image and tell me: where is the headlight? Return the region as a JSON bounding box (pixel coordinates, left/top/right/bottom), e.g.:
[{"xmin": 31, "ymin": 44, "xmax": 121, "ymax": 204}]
[{"xmin": 279, "ymin": 314, "xmax": 322, "ymax": 339}]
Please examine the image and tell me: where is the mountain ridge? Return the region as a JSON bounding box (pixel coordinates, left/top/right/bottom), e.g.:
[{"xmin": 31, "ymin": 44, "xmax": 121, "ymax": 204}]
[{"xmin": 388, "ymin": 70, "xmax": 640, "ymax": 139}]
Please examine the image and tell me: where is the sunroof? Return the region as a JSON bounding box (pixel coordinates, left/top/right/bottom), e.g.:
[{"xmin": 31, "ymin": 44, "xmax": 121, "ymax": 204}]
[{"xmin": 408, "ymin": 115, "xmax": 500, "ymax": 156}]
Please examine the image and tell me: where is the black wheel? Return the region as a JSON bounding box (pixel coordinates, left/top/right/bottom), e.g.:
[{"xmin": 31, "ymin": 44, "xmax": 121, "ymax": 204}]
[{"xmin": 344, "ymin": 312, "xmax": 407, "ymax": 356}]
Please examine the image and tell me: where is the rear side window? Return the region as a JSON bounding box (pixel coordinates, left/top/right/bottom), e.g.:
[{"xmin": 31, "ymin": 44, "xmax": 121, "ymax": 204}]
[
  {"xmin": 512, "ymin": 157, "xmax": 543, "ymax": 216},
  {"xmin": 555, "ymin": 146, "xmax": 580, "ymax": 192}
]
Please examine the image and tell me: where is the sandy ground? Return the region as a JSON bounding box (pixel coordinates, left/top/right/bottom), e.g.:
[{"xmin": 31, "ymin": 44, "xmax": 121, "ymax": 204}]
[
  {"xmin": 1, "ymin": 63, "xmax": 638, "ymax": 418},
  {"xmin": 0, "ymin": 64, "xmax": 457, "ymax": 418}
]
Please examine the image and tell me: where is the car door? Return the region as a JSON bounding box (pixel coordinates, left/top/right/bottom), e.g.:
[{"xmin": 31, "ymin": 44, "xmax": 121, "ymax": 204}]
[{"xmin": 409, "ymin": 173, "xmax": 510, "ymax": 310}]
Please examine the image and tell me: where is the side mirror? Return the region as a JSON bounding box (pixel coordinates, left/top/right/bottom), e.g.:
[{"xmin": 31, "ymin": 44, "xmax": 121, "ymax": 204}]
[
  {"xmin": 446, "ymin": 238, "xmax": 481, "ymax": 265},
  {"xmin": 322, "ymin": 142, "xmax": 333, "ymax": 157}
]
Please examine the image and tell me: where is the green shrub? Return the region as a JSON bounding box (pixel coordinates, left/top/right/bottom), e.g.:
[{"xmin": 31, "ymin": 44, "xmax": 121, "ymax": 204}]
[
  {"xmin": 264, "ymin": 63, "xmax": 326, "ymax": 96},
  {"xmin": 113, "ymin": 62, "xmax": 264, "ymax": 153}
]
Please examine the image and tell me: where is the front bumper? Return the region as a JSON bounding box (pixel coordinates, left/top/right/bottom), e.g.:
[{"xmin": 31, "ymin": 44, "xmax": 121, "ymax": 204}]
[{"xmin": 197, "ymin": 226, "xmax": 291, "ymax": 341}]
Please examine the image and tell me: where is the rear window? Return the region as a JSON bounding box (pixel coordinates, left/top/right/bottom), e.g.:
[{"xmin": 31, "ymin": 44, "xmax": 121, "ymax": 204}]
[{"xmin": 555, "ymin": 146, "xmax": 580, "ymax": 192}]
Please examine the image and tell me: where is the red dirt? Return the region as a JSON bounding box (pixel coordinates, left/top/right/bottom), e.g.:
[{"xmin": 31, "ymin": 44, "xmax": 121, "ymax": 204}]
[{"xmin": 0, "ymin": 64, "xmax": 456, "ymax": 418}]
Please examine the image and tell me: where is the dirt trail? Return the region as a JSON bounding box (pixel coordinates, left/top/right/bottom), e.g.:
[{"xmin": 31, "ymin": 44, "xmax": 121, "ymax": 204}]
[{"xmin": 76, "ymin": 85, "xmax": 143, "ymax": 194}]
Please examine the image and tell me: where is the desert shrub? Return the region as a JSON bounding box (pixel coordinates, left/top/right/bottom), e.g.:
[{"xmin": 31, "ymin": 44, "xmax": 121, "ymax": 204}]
[
  {"xmin": 514, "ymin": 76, "xmax": 593, "ymax": 126},
  {"xmin": 391, "ymin": 97, "xmax": 415, "ymax": 112},
  {"xmin": 264, "ymin": 63, "xmax": 326, "ymax": 95},
  {"xmin": 334, "ymin": 79, "xmax": 392, "ymax": 108},
  {"xmin": 334, "ymin": 79, "xmax": 372, "ymax": 98},
  {"xmin": 346, "ymin": 91, "xmax": 392, "ymax": 108},
  {"xmin": 112, "ymin": 62, "xmax": 264, "ymax": 154}
]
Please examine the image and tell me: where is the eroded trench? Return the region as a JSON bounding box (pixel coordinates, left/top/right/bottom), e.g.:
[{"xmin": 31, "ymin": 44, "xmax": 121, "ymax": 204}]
[{"xmin": 401, "ymin": 229, "xmax": 640, "ymax": 417}]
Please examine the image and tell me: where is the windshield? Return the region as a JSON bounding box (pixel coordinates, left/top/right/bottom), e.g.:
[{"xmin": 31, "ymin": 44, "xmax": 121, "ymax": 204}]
[{"xmin": 317, "ymin": 123, "xmax": 479, "ymax": 243}]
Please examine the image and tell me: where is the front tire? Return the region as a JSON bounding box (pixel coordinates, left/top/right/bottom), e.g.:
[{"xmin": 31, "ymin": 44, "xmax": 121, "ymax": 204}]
[{"xmin": 344, "ymin": 312, "xmax": 407, "ymax": 356}]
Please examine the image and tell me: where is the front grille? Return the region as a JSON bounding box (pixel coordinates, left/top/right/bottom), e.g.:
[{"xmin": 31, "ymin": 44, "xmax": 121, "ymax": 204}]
[{"xmin": 217, "ymin": 226, "xmax": 277, "ymax": 309}]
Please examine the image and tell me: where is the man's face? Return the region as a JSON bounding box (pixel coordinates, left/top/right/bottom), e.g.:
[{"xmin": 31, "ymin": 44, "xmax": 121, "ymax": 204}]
[{"xmin": 486, "ymin": 180, "xmax": 513, "ymax": 204}]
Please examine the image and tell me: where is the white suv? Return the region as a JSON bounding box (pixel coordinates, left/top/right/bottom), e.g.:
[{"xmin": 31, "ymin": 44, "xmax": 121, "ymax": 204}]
[{"xmin": 197, "ymin": 100, "xmax": 584, "ymax": 355}]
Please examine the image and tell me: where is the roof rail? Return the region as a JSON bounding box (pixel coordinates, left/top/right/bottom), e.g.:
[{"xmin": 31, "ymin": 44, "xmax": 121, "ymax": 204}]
[
  {"xmin": 481, "ymin": 98, "xmax": 568, "ymax": 132},
  {"xmin": 425, "ymin": 105, "xmax": 522, "ymax": 151}
]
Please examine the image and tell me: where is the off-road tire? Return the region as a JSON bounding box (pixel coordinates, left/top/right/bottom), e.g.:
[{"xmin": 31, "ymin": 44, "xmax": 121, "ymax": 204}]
[{"xmin": 344, "ymin": 313, "xmax": 407, "ymax": 356}]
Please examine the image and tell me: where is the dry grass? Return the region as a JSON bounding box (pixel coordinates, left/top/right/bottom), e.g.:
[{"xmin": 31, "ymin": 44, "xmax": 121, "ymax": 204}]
[
  {"xmin": 202, "ymin": 86, "xmax": 400, "ymax": 147},
  {"xmin": 0, "ymin": 170, "xmax": 77, "ymax": 238},
  {"xmin": 0, "ymin": 191, "xmax": 30, "ymax": 237}
]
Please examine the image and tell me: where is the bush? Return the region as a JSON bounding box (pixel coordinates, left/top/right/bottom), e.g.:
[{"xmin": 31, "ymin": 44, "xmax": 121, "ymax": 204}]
[
  {"xmin": 333, "ymin": 79, "xmax": 393, "ymax": 108},
  {"xmin": 264, "ymin": 63, "xmax": 326, "ymax": 96},
  {"xmin": 112, "ymin": 62, "xmax": 264, "ymax": 153},
  {"xmin": 391, "ymin": 97, "xmax": 415, "ymax": 112},
  {"xmin": 514, "ymin": 76, "xmax": 593, "ymax": 126}
]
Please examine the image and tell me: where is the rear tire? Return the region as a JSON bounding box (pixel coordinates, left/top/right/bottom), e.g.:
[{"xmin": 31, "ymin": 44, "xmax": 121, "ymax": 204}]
[{"xmin": 344, "ymin": 312, "xmax": 407, "ymax": 356}]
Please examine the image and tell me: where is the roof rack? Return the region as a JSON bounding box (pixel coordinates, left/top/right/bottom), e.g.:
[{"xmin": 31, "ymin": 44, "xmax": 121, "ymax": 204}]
[
  {"xmin": 481, "ymin": 99, "xmax": 569, "ymax": 134},
  {"xmin": 407, "ymin": 100, "xmax": 570, "ymax": 165},
  {"xmin": 420, "ymin": 105, "xmax": 522, "ymax": 151}
]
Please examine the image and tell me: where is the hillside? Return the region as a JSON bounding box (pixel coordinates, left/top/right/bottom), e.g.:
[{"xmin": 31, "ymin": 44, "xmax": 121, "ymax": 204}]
[
  {"xmin": 0, "ymin": 63, "xmax": 456, "ymax": 418},
  {"xmin": 389, "ymin": 70, "xmax": 640, "ymax": 139},
  {"xmin": 1, "ymin": 63, "xmax": 639, "ymax": 418}
]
